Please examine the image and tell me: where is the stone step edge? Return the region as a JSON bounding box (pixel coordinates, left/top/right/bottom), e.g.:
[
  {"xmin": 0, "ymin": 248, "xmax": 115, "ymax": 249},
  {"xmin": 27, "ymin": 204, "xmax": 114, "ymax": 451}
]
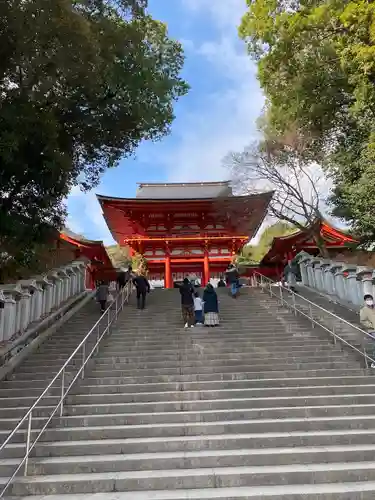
[
  {"xmin": 3, "ymin": 414, "xmax": 375, "ymax": 436},
  {"xmin": 2, "ymin": 402, "xmax": 375, "ymax": 423},
  {"xmin": 3, "ymin": 444, "xmax": 375, "ymax": 466},
  {"xmin": 3, "ymin": 461, "xmax": 375, "ymax": 484},
  {"xmin": 3, "ymin": 391, "xmax": 375, "ymax": 408},
  {"xmin": 6, "ymin": 428, "xmax": 375, "ymax": 449},
  {"xmin": 3, "ymin": 481, "xmax": 375, "ymax": 499}
]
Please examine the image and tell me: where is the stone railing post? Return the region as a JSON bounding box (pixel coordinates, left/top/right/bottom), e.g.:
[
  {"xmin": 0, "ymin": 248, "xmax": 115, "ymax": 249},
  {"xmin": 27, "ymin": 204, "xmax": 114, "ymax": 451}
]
[
  {"xmin": 321, "ymin": 260, "xmax": 335, "ymax": 295},
  {"xmin": 329, "ymin": 262, "xmax": 345, "ymax": 301},
  {"xmin": 356, "ymin": 268, "xmax": 374, "ymax": 305},
  {"xmin": 71, "ymin": 260, "xmax": 86, "ymax": 295},
  {"xmin": 0, "ymin": 285, "xmax": 22, "ymax": 343},
  {"xmin": 17, "ymin": 280, "xmax": 36, "ymax": 332},
  {"xmin": 34, "ymin": 276, "xmax": 53, "ymax": 319},
  {"xmin": 306, "ymin": 259, "xmax": 316, "ymax": 289},
  {"xmin": 342, "ymin": 264, "xmax": 360, "ymax": 306},
  {"xmin": 56, "ymin": 267, "xmax": 70, "ymax": 306},
  {"xmin": 311, "ymin": 258, "xmax": 325, "ymax": 291},
  {"xmin": 299, "ymin": 256, "xmax": 311, "ymax": 286}
]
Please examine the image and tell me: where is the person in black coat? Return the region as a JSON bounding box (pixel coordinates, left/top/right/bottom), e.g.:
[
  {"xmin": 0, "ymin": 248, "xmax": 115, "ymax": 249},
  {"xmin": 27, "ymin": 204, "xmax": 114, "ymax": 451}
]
[
  {"xmin": 133, "ymin": 273, "xmax": 150, "ymax": 309},
  {"xmin": 179, "ymin": 278, "xmax": 195, "ymax": 328},
  {"xmin": 203, "ymin": 283, "xmax": 220, "ymax": 327}
]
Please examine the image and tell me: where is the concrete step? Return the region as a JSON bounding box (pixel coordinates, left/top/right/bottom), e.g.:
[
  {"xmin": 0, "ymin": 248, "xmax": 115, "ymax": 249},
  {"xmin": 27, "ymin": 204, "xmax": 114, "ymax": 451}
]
[
  {"xmin": 86, "ymin": 361, "xmax": 353, "ymax": 377},
  {"xmin": 3, "ymin": 368, "xmax": 368, "ymax": 386},
  {"xmin": 3, "ymin": 483, "xmax": 375, "ymax": 500},
  {"xmin": 24, "ymin": 346, "xmax": 343, "ymax": 365},
  {"xmin": 0, "ymin": 288, "xmax": 372, "ymax": 498},
  {"xmin": 5, "ymin": 414, "xmax": 375, "ymax": 445},
  {"xmin": 4, "ymin": 462, "xmax": 375, "ymax": 495},
  {"xmin": 6, "ymin": 428, "xmax": 375, "ymax": 459},
  {"xmin": 3, "ymin": 403, "xmax": 375, "ymax": 432},
  {"xmin": 2, "ymin": 377, "xmax": 371, "ymax": 399},
  {"xmin": 3, "ymin": 444, "xmax": 375, "ymax": 477}
]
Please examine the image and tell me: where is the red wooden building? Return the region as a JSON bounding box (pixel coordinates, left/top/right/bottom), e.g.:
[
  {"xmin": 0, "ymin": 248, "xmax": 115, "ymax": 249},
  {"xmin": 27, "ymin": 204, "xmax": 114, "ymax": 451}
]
[
  {"xmin": 98, "ymin": 182, "xmax": 272, "ymax": 288},
  {"xmin": 261, "ymin": 220, "xmax": 358, "ymax": 268},
  {"xmin": 60, "ymin": 230, "xmax": 116, "ymax": 288}
]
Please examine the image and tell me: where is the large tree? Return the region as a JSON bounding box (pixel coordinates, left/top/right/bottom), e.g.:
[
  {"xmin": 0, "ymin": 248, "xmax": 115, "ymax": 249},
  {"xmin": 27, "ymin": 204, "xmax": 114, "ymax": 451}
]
[
  {"xmin": 0, "ymin": 0, "xmax": 188, "ymax": 278},
  {"xmin": 239, "ymin": 0, "xmax": 375, "ymax": 242},
  {"xmin": 226, "ymin": 140, "xmax": 329, "ymax": 256}
]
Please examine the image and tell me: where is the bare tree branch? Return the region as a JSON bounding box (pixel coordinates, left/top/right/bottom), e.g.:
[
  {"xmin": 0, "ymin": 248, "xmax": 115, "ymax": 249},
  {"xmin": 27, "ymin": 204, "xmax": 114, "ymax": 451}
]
[{"xmin": 224, "ymin": 140, "xmax": 329, "ymax": 255}]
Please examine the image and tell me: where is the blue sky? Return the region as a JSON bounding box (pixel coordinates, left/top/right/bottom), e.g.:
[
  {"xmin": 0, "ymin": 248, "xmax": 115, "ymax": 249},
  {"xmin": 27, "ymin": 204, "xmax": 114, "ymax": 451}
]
[{"xmin": 66, "ymin": 0, "xmax": 264, "ymax": 244}]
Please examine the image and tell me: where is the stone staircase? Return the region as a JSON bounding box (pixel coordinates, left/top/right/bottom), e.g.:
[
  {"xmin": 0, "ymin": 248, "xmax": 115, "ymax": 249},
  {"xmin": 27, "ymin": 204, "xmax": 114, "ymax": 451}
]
[{"xmin": 1, "ymin": 288, "xmax": 375, "ymax": 498}]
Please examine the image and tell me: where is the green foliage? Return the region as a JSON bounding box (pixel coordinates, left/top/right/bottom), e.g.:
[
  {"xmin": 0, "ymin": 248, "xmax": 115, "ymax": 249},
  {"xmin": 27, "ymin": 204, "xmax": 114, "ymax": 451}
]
[
  {"xmin": 238, "ymin": 222, "xmax": 297, "ymax": 264},
  {"xmin": 106, "ymin": 244, "xmax": 130, "ymax": 268},
  {"xmin": 0, "ymin": 0, "xmax": 188, "ymax": 274},
  {"xmin": 239, "ymin": 0, "xmax": 375, "ymax": 242}
]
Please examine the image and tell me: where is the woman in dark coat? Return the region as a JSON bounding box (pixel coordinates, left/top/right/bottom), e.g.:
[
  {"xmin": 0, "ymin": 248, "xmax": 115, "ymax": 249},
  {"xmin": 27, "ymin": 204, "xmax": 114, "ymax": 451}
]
[{"xmin": 203, "ymin": 283, "xmax": 220, "ymax": 327}]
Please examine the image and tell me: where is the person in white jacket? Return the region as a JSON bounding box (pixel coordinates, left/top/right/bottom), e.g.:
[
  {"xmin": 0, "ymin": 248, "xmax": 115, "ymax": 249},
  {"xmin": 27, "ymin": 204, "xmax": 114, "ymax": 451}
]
[{"xmin": 194, "ymin": 291, "xmax": 204, "ymax": 325}]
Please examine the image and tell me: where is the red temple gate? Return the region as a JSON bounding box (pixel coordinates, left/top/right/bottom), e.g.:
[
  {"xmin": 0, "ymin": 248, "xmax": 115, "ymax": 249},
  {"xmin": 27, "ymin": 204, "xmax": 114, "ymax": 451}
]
[{"xmin": 98, "ymin": 182, "xmax": 272, "ymax": 288}]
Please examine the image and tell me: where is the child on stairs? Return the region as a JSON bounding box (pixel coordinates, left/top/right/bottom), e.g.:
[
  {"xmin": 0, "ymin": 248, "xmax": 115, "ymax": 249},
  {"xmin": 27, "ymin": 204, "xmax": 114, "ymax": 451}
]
[{"xmin": 194, "ymin": 291, "xmax": 204, "ymax": 326}]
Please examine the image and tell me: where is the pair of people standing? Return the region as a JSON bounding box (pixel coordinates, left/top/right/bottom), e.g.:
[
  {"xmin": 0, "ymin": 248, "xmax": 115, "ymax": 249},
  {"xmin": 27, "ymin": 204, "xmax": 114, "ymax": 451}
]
[
  {"xmin": 179, "ymin": 278, "xmax": 220, "ymax": 328},
  {"xmin": 225, "ymin": 264, "xmax": 240, "ymax": 298}
]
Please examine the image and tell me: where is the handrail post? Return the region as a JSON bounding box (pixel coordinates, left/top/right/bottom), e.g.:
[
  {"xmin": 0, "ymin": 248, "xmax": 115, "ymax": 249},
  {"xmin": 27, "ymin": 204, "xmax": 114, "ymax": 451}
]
[
  {"xmin": 59, "ymin": 368, "xmax": 65, "ymax": 417},
  {"xmin": 279, "ymin": 285, "xmax": 283, "ymax": 304},
  {"xmin": 81, "ymin": 343, "xmax": 86, "ymax": 379},
  {"xmin": 24, "ymin": 411, "xmax": 33, "ymax": 477},
  {"xmin": 96, "ymin": 324, "xmax": 100, "ymax": 354},
  {"xmin": 364, "ymin": 347, "xmax": 369, "ymax": 368},
  {"xmin": 292, "ymin": 291, "xmax": 297, "ymax": 315},
  {"xmin": 309, "ymin": 304, "xmax": 314, "ymax": 328},
  {"xmin": 332, "ymin": 325, "xmax": 337, "ymax": 345}
]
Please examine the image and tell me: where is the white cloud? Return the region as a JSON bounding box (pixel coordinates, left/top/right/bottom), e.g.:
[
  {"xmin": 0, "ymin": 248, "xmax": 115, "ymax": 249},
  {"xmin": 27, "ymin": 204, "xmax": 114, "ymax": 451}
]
[
  {"xmin": 164, "ymin": 1, "xmax": 263, "ymax": 182},
  {"xmin": 67, "ymin": 188, "xmax": 115, "ymax": 245},
  {"xmin": 181, "ymin": 0, "xmax": 246, "ymax": 29}
]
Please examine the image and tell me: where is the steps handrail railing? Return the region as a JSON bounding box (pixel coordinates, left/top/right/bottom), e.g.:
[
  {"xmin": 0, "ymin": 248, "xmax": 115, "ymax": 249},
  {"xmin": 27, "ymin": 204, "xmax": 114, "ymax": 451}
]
[
  {"xmin": 253, "ymin": 272, "xmax": 375, "ymax": 367},
  {"xmin": 0, "ymin": 281, "xmax": 133, "ymax": 497}
]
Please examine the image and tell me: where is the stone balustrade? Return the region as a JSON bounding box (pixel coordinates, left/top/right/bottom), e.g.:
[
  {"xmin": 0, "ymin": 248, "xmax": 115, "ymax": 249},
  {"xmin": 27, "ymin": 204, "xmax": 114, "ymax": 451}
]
[
  {"xmin": 0, "ymin": 260, "xmax": 87, "ymax": 345},
  {"xmin": 299, "ymin": 252, "xmax": 375, "ymax": 310}
]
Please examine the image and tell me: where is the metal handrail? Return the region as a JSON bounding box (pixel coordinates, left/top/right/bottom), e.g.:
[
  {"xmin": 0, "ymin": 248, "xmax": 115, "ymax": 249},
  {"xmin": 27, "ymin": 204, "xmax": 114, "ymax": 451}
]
[
  {"xmin": 0, "ymin": 282, "xmax": 133, "ymax": 497},
  {"xmin": 253, "ymin": 272, "xmax": 375, "ymax": 367}
]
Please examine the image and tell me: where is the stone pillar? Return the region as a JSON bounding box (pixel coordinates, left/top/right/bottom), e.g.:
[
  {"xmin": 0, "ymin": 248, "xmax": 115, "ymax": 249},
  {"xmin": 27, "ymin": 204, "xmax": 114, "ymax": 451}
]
[
  {"xmin": 342, "ymin": 264, "xmax": 359, "ymax": 305},
  {"xmin": 357, "ymin": 269, "xmax": 374, "ymax": 305},
  {"xmin": 311, "ymin": 258, "xmax": 324, "ymax": 291},
  {"xmin": 45, "ymin": 271, "xmax": 60, "ymax": 312},
  {"xmin": 17, "ymin": 280, "xmax": 37, "ymax": 332},
  {"xmin": 0, "ymin": 285, "xmax": 22, "ymax": 342},
  {"xmin": 30, "ymin": 280, "xmax": 44, "ymax": 323},
  {"xmin": 320, "ymin": 260, "xmax": 333, "ymax": 295},
  {"xmin": 71, "ymin": 260, "xmax": 86, "ymax": 294},
  {"xmin": 57, "ymin": 267, "xmax": 70, "ymax": 305},
  {"xmin": 164, "ymin": 255, "xmax": 172, "ymax": 289},
  {"xmin": 299, "ymin": 257, "xmax": 310, "ymax": 286},
  {"xmin": 330, "ymin": 262, "xmax": 345, "ymax": 301},
  {"xmin": 34, "ymin": 276, "xmax": 53, "ymax": 317},
  {"xmin": 306, "ymin": 260, "xmax": 316, "ymax": 289}
]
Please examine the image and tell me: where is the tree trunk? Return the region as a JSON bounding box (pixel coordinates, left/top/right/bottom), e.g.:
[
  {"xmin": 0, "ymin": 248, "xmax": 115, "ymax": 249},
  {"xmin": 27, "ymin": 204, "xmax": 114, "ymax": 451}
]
[{"xmin": 313, "ymin": 230, "xmax": 329, "ymax": 259}]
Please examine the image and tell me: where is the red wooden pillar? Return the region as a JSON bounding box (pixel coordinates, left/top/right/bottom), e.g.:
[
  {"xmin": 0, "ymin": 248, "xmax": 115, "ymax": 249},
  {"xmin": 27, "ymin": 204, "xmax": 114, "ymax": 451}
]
[
  {"xmin": 165, "ymin": 254, "xmax": 172, "ymax": 289},
  {"xmin": 203, "ymin": 252, "xmax": 210, "ymax": 285}
]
